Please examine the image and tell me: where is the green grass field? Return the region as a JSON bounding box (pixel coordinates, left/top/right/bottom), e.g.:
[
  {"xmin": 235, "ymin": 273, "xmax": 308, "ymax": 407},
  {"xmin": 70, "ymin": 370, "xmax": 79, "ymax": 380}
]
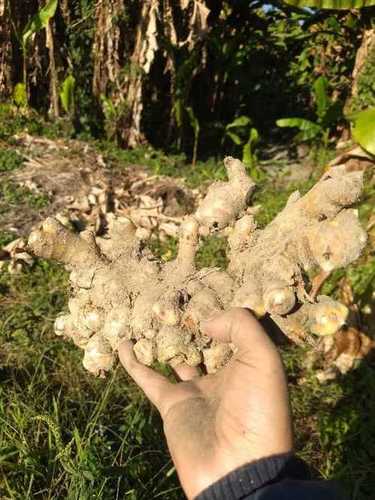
[{"xmin": 1, "ymin": 111, "xmax": 375, "ymax": 499}]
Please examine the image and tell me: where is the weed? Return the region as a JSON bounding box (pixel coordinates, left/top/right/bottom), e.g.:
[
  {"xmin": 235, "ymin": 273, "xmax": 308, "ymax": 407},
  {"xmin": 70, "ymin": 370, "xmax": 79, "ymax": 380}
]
[
  {"xmin": 149, "ymin": 236, "xmax": 178, "ymax": 262},
  {"xmin": 0, "ymin": 231, "xmax": 17, "ymax": 247},
  {"xmin": 0, "ymin": 181, "xmax": 49, "ymax": 214},
  {"xmin": 0, "ymin": 262, "xmax": 181, "ymax": 498},
  {"xmin": 196, "ymin": 236, "xmax": 228, "ymax": 269},
  {"xmin": 99, "ymin": 141, "xmax": 227, "ymax": 188},
  {"xmin": 253, "ymin": 176, "xmax": 316, "ymax": 228},
  {"xmin": 0, "ymin": 150, "xmax": 24, "ymax": 172},
  {"xmin": 0, "ymin": 104, "xmax": 73, "ymax": 142}
]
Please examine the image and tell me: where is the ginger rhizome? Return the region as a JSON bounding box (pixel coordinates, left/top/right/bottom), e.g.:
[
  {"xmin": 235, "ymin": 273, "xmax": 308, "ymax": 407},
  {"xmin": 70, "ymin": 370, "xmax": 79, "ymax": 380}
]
[{"xmin": 28, "ymin": 157, "xmax": 367, "ymax": 376}]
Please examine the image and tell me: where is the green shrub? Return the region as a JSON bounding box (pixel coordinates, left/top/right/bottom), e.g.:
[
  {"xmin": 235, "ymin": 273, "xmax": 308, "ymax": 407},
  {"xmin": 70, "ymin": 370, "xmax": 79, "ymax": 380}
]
[
  {"xmin": 0, "ymin": 149, "xmax": 23, "ymax": 172},
  {"xmin": 0, "ymin": 181, "xmax": 49, "ymax": 213}
]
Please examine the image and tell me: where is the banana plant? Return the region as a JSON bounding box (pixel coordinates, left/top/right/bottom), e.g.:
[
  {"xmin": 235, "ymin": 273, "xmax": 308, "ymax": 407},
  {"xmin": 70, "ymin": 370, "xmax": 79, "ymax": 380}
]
[
  {"xmin": 276, "ymin": 76, "xmax": 342, "ymax": 145},
  {"xmin": 12, "ymin": 83, "xmax": 28, "ymax": 108},
  {"xmin": 60, "ymin": 75, "xmax": 76, "ymax": 116},
  {"xmin": 284, "ymin": 0, "xmax": 375, "ymax": 9},
  {"xmin": 20, "ymin": 0, "xmax": 58, "ymax": 96},
  {"xmin": 224, "ymin": 116, "xmax": 260, "ymax": 176},
  {"xmin": 22, "ymin": 0, "xmax": 58, "ymax": 49},
  {"xmin": 348, "ymin": 107, "xmax": 375, "ymax": 156}
]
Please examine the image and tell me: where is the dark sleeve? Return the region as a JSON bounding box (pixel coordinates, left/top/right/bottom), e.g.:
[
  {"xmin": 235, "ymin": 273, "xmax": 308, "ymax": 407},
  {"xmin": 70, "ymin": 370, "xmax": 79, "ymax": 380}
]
[{"xmin": 195, "ymin": 453, "xmax": 348, "ymax": 500}]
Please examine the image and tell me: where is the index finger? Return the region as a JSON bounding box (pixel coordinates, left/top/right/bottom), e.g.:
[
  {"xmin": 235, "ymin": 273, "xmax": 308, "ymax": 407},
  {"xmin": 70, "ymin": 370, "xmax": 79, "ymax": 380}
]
[{"xmin": 118, "ymin": 340, "xmax": 173, "ymax": 413}]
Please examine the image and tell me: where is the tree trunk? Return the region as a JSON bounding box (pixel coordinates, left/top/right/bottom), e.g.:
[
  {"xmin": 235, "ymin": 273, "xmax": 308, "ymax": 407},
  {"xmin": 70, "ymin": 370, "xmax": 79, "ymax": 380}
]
[
  {"xmin": 0, "ymin": 0, "xmax": 14, "ymax": 99},
  {"xmin": 92, "ymin": 0, "xmax": 124, "ymax": 99},
  {"xmin": 46, "ymin": 20, "xmax": 59, "ymax": 118},
  {"xmin": 92, "ymin": 0, "xmax": 160, "ymax": 148},
  {"xmin": 345, "ymin": 28, "xmax": 375, "ymax": 114},
  {"xmin": 351, "ymin": 28, "xmax": 375, "ymax": 99},
  {"xmin": 119, "ymin": 0, "xmax": 158, "ymax": 148}
]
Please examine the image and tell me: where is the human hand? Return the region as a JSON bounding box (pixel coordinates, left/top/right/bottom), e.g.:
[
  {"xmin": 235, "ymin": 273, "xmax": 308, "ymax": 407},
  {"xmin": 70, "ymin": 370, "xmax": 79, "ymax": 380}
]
[{"xmin": 118, "ymin": 308, "xmax": 293, "ymax": 499}]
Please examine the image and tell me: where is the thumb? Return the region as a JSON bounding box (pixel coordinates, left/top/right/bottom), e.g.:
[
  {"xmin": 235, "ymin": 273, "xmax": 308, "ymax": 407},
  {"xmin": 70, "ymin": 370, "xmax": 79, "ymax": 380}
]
[
  {"xmin": 118, "ymin": 340, "xmax": 173, "ymax": 413},
  {"xmin": 201, "ymin": 307, "xmax": 277, "ymax": 358}
]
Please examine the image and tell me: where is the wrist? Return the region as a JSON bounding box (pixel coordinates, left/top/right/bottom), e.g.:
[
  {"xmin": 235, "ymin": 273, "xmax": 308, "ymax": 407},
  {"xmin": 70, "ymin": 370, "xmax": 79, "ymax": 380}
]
[
  {"xmin": 194, "ymin": 453, "xmax": 310, "ymax": 500},
  {"xmin": 174, "ymin": 455, "xmax": 232, "ymax": 499}
]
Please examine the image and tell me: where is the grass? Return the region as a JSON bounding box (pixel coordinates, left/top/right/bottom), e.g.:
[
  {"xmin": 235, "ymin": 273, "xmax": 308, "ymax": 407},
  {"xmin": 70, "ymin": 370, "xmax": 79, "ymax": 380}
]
[
  {"xmin": 0, "ymin": 135, "xmax": 50, "ymax": 222},
  {"xmin": 0, "ymin": 181, "xmax": 50, "ymax": 214},
  {"xmin": 0, "ymin": 262, "xmax": 180, "ymax": 499},
  {"xmin": 0, "ymin": 231, "xmax": 17, "ymax": 247},
  {"xmin": 281, "ymin": 345, "xmax": 375, "ymax": 498},
  {"xmin": 99, "ymin": 140, "xmax": 228, "ymax": 188},
  {"xmin": 0, "ymin": 110, "xmax": 375, "ymax": 499},
  {"xmin": 150, "ymin": 234, "xmax": 228, "ymax": 269},
  {"xmin": 0, "ymin": 104, "xmax": 71, "ymax": 142},
  {"xmin": 0, "ymin": 150, "xmax": 24, "ymax": 173}
]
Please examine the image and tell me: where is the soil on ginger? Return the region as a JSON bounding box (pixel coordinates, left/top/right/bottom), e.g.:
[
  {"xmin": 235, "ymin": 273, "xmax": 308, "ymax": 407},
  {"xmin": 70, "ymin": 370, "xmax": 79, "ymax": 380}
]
[{"xmin": 0, "ymin": 134, "xmax": 375, "ymax": 500}]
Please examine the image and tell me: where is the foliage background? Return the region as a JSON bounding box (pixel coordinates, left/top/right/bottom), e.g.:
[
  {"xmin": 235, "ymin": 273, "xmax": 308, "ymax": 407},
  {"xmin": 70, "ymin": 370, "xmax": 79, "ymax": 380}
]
[{"xmin": 1, "ymin": 0, "xmax": 375, "ymax": 156}]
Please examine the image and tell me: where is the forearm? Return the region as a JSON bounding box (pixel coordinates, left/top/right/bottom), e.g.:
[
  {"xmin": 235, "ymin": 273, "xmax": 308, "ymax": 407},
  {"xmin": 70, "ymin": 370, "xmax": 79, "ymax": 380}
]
[{"xmin": 195, "ymin": 453, "xmax": 348, "ymax": 500}]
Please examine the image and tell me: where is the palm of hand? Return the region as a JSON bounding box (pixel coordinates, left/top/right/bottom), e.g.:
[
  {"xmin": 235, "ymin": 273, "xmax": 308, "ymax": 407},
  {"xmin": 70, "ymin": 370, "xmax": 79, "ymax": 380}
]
[{"xmin": 119, "ymin": 309, "xmax": 293, "ymax": 499}]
